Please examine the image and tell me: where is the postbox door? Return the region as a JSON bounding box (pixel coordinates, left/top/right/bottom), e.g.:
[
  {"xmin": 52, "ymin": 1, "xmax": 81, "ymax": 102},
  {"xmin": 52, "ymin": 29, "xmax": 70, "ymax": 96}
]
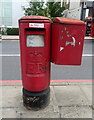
[
  {"xmin": 25, "ymin": 30, "xmax": 48, "ymax": 75},
  {"xmin": 51, "ymin": 23, "xmax": 86, "ymax": 65},
  {"xmin": 20, "ymin": 23, "xmax": 51, "ymax": 92}
]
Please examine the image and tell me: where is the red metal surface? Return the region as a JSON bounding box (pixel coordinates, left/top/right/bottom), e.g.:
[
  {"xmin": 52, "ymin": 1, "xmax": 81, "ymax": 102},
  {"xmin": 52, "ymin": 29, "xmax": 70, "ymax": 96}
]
[
  {"xmin": 51, "ymin": 17, "xmax": 86, "ymax": 65},
  {"xmin": 19, "ymin": 16, "xmax": 51, "ymax": 92},
  {"xmin": 53, "ymin": 17, "xmax": 85, "ymax": 25},
  {"xmin": 20, "ymin": 16, "xmax": 50, "ymax": 20},
  {"xmin": 90, "ymin": 23, "xmax": 94, "ymax": 37},
  {"xmin": 20, "ymin": 16, "xmax": 52, "ymax": 23}
]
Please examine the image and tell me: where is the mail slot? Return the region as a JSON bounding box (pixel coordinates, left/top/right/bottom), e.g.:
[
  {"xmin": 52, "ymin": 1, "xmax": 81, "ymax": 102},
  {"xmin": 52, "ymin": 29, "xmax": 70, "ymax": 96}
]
[{"xmin": 51, "ymin": 17, "xmax": 86, "ymax": 65}]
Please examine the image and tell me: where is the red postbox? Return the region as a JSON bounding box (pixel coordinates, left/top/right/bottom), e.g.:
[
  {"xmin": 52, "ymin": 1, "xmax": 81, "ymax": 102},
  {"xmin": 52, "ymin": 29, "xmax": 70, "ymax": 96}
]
[
  {"xmin": 19, "ymin": 16, "xmax": 52, "ymax": 109},
  {"xmin": 19, "ymin": 16, "xmax": 86, "ymax": 110},
  {"xmin": 85, "ymin": 17, "xmax": 92, "ymax": 36},
  {"xmin": 51, "ymin": 17, "xmax": 86, "ymax": 65}
]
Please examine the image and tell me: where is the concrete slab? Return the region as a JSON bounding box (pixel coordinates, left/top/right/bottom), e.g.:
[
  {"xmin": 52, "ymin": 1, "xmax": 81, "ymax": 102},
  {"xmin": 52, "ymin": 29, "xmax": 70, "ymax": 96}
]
[
  {"xmin": 85, "ymin": 36, "xmax": 94, "ymax": 40},
  {"xmin": 17, "ymin": 102, "xmax": 59, "ymax": 118},
  {"xmin": 79, "ymin": 85, "xmax": 92, "ymax": 105},
  {"xmin": 0, "ymin": 86, "xmax": 2, "ymax": 119},
  {"xmin": 2, "ymin": 86, "xmax": 22, "ymax": 108},
  {"xmin": 2, "ymin": 86, "xmax": 60, "ymax": 118},
  {"xmin": 67, "ymin": 81, "xmax": 92, "ymax": 85},
  {"xmin": 1, "ymin": 84, "xmax": 92, "ymax": 118},
  {"xmin": 1, "ymin": 108, "xmax": 20, "ymax": 118},
  {"xmin": 0, "ymin": 86, "xmax": 2, "ymax": 108},
  {"xmin": 54, "ymin": 86, "xmax": 89, "ymax": 106},
  {"xmin": 60, "ymin": 106, "xmax": 92, "ymax": 118},
  {"xmin": 0, "ymin": 109, "xmax": 2, "ymax": 120},
  {"xmin": 93, "ymin": 110, "xmax": 94, "ymax": 119},
  {"xmin": 2, "ymin": 35, "xmax": 19, "ymax": 40}
]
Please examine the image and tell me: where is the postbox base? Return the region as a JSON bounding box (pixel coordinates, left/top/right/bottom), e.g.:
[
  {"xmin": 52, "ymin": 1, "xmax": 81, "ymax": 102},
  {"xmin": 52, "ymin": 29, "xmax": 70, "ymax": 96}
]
[{"xmin": 23, "ymin": 87, "xmax": 50, "ymax": 110}]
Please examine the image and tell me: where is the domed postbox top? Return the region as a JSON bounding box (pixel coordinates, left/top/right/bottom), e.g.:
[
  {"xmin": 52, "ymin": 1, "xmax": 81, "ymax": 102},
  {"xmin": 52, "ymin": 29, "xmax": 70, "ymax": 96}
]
[
  {"xmin": 53, "ymin": 17, "xmax": 85, "ymax": 25},
  {"xmin": 19, "ymin": 16, "xmax": 52, "ymax": 23}
]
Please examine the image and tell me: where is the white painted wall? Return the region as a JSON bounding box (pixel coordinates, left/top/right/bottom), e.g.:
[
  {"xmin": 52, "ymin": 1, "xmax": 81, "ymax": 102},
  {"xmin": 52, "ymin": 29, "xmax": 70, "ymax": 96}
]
[
  {"xmin": 67, "ymin": 7, "xmax": 82, "ymax": 19},
  {"xmin": 69, "ymin": 0, "xmax": 81, "ymax": 10},
  {"xmin": 68, "ymin": 0, "xmax": 81, "ymax": 19},
  {"xmin": 62, "ymin": 0, "xmax": 82, "ymax": 19},
  {"xmin": 12, "ymin": 0, "xmax": 28, "ymax": 27}
]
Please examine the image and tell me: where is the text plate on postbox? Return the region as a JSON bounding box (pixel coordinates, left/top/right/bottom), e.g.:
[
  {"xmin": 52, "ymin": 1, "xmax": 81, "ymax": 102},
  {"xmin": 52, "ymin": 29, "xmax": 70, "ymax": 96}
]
[{"xmin": 29, "ymin": 23, "xmax": 44, "ymax": 28}]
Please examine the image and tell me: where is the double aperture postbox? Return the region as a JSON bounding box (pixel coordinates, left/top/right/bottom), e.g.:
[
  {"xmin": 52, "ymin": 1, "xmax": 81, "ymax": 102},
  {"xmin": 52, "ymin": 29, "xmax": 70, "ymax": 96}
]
[{"xmin": 19, "ymin": 16, "xmax": 86, "ymax": 110}]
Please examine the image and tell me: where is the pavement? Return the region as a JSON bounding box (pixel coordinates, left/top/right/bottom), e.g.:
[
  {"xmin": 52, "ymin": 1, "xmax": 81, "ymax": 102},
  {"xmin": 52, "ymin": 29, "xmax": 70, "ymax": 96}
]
[
  {"xmin": 1, "ymin": 35, "xmax": 94, "ymax": 40},
  {"xmin": 0, "ymin": 81, "xmax": 93, "ymax": 119},
  {"xmin": 0, "ymin": 35, "xmax": 94, "ymax": 119}
]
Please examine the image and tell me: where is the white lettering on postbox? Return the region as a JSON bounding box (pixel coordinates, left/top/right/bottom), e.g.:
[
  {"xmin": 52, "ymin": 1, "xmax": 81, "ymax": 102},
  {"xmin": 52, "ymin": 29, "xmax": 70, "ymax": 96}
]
[{"xmin": 29, "ymin": 23, "xmax": 44, "ymax": 28}]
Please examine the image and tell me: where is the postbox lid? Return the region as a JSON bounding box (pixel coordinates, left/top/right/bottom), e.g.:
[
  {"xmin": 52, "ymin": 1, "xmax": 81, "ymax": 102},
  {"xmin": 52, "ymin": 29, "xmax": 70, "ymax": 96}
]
[
  {"xmin": 53, "ymin": 17, "xmax": 85, "ymax": 25},
  {"xmin": 19, "ymin": 16, "xmax": 52, "ymax": 23}
]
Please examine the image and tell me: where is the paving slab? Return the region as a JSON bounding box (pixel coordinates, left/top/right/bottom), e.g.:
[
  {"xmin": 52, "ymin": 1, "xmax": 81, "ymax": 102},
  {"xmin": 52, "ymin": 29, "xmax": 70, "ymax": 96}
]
[
  {"xmin": 0, "ymin": 86, "xmax": 2, "ymax": 108},
  {"xmin": 0, "ymin": 109, "xmax": 2, "ymax": 119},
  {"xmin": 85, "ymin": 36, "xmax": 94, "ymax": 40},
  {"xmin": 2, "ymin": 86, "xmax": 22, "ymax": 108},
  {"xmin": 54, "ymin": 86, "xmax": 89, "ymax": 106},
  {"xmin": 2, "ymin": 35, "xmax": 19, "ymax": 40},
  {"xmin": 67, "ymin": 81, "xmax": 92, "ymax": 85},
  {"xmin": 93, "ymin": 110, "xmax": 94, "ymax": 119},
  {"xmin": 1, "ymin": 84, "xmax": 92, "ymax": 118},
  {"xmin": 0, "ymin": 86, "xmax": 2, "ymax": 119},
  {"xmin": 2, "ymin": 108, "xmax": 20, "ymax": 118},
  {"xmin": 79, "ymin": 85, "xmax": 92, "ymax": 105},
  {"xmin": 60, "ymin": 106, "xmax": 92, "ymax": 118},
  {"xmin": 1, "ymin": 86, "xmax": 60, "ymax": 118}
]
